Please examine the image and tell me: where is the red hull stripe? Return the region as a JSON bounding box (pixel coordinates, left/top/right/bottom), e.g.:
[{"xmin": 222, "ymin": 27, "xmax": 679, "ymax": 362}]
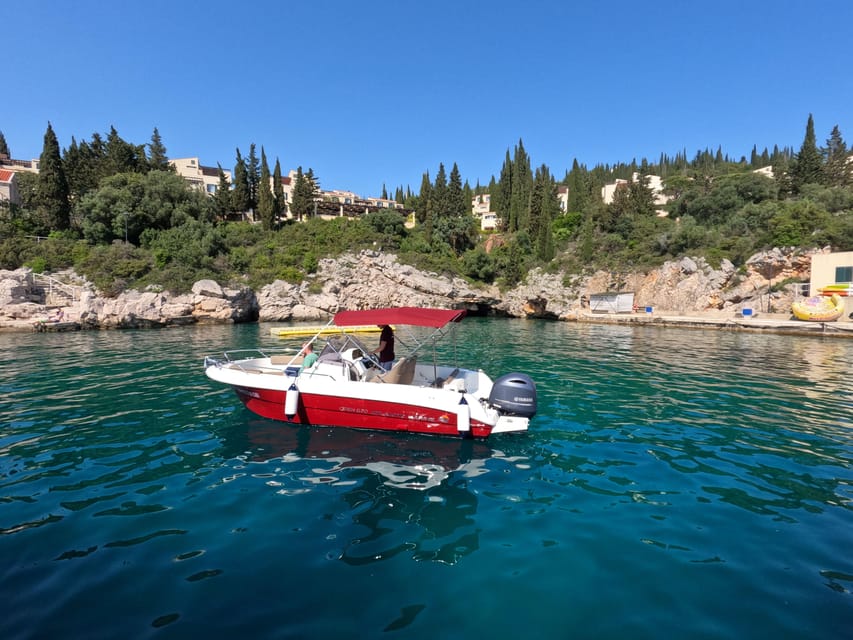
[{"xmin": 233, "ymin": 387, "xmax": 491, "ymax": 438}]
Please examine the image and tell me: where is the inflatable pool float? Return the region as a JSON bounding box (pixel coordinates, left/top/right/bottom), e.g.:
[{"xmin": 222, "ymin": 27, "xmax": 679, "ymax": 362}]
[{"xmin": 791, "ymin": 293, "xmax": 844, "ymax": 322}]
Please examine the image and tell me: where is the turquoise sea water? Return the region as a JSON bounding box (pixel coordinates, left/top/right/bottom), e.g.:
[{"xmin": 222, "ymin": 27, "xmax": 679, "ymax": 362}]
[{"xmin": 1, "ymin": 319, "xmax": 852, "ymax": 639}]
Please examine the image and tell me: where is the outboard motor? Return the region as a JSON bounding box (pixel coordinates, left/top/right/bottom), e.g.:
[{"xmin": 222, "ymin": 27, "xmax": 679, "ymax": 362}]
[{"xmin": 489, "ymin": 373, "xmax": 537, "ymax": 417}]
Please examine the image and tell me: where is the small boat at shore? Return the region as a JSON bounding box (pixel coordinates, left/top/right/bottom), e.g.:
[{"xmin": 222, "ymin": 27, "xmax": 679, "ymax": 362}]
[
  {"xmin": 791, "ymin": 293, "xmax": 844, "ymax": 322},
  {"xmin": 204, "ymin": 307, "xmax": 537, "ymax": 438}
]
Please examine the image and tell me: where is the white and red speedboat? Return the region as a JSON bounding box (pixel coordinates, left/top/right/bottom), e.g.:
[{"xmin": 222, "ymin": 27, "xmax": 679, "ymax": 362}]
[{"xmin": 204, "ymin": 307, "xmax": 537, "ymax": 438}]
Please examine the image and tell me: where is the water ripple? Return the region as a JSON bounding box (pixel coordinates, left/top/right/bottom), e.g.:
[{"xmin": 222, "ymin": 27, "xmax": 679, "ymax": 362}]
[{"xmin": 1, "ymin": 322, "xmax": 852, "ymax": 638}]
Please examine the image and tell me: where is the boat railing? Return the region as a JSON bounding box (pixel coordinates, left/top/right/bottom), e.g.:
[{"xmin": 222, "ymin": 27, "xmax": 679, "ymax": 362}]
[{"xmin": 205, "ymin": 349, "xmax": 300, "ymax": 373}]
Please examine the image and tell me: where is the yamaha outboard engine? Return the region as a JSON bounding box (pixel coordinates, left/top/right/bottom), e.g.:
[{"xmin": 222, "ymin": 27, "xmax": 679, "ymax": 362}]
[{"xmin": 489, "ymin": 373, "xmax": 537, "ymax": 417}]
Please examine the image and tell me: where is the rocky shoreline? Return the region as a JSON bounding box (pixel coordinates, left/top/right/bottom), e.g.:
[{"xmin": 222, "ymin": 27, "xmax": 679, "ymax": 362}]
[{"xmin": 2, "ymin": 247, "xmax": 848, "ymax": 334}]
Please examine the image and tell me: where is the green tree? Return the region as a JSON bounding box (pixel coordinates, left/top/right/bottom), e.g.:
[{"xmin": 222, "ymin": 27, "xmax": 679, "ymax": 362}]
[
  {"xmin": 290, "ymin": 166, "xmax": 313, "ymax": 221},
  {"xmin": 823, "ymin": 125, "xmax": 851, "ymax": 187},
  {"xmin": 64, "ymin": 134, "xmax": 108, "ymax": 198},
  {"xmin": 273, "ymin": 158, "xmax": 285, "ymax": 220},
  {"xmin": 0, "ymin": 130, "xmax": 9, "ymax": 156},
  {"xmin": 627, "ymin": 172, "xmax": 657, "ymax": 217},
  {"xmin": 212, "ymin": 164, "xmax": 232, "ymax": 220},
  {"xmin": 431, "ymin": 163, "xmax": 449, "ymax": 219},
  {"xmin": 105, "ymin": 126, "xmax": 145, "ymax": 175},
  {"xmin": 566, "ymin": 159, "xmax": 591, "ymax": 213},
  {"xmin": 147, "ymin": 127, "xmax": 172, "ymax": 171},
  {"xmin": 577, "ymin": 210, "xmax": 596, "ymax": 263},
  {"xmin": 257, "ymin": 147, "xmax": 275, "ymax": 230},
  {"xmin": 231, "ymin": 148, "xmax": 251, "ymax": 216},
  {"xmin": 492, "ymin": 150, "xmax": 512, "ymax": 229},
  {"xmin": 791, "ymin": 114, "xmax": 824, "ymax": 192},
  {"xmin": 448, "ymin": 162, "xmax": 466, "ymax": 218},
  {"xmin": 509, "ymin": 139, "xmax": 532, "ymax": 233},
  {"xmin": 770, "ymin": 199, "xmax": 831, "ymax": 247},
  {"xmin": 415, "ymin": 172, "xmax": 431, "ymax": 224},
  {"xmin": 529, "ymin": 164, "xmax": 558, "ymax": 261},
  {"xmin": 142, "ymin": 219, "xmax": 224, "ymax": 285},
  {"xmin": 247, "ymin": 143, "xmax": 260, "ymax": 214},
  {"xmin": 62, "ymin": 137, "xmax": 86, "ymax": 200},
  {"xmin": 424, "ymin": 164, "xmax": 448, "ymax": 241},
  {"xmin": 77, "ymin": 171, "xmax": 211, "ymax": 244},
  {"xmin": 37, "ymin": 122, "xmax": 71, "ymax": 232}
]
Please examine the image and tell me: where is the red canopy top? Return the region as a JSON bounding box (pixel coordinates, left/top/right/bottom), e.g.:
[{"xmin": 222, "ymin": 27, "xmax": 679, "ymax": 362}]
[{"xmin": 333, "ymin": 307, "xmax": 466, "ymax": 328}]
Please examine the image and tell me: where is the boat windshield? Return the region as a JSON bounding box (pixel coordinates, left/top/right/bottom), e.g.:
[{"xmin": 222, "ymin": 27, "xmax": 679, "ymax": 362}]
[{"xmin": 318, "ymin": 333, "xmax": 372, "ymax": 363}]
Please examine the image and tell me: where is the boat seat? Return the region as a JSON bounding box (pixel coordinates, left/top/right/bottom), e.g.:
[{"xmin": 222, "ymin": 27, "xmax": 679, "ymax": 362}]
[
  {"xmin": 270, "ymin": 355, "xmax": 304, "ymax": 365},
  {"xmin": 433, "ymin": 368, "xmax": 460, "ymax": 388},
  {"xmin": 371, "ymin": 355, "xmax": 417, "ymax": 385}
]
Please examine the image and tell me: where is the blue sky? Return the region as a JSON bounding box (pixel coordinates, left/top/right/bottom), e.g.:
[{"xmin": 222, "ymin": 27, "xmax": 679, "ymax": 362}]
[{"xmin": 4, "ymin": 0, "xmax": 852, "ymax": 198}]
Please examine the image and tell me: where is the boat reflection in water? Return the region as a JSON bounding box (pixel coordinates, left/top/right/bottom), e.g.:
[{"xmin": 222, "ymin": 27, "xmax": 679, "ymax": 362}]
[
  {"xmin": 218, "ymin": 421, "xmax": 529, "ymax": 565},
  {"xmin": 227, "ymin": 419, "xmax": 520, "ymax": 489}
]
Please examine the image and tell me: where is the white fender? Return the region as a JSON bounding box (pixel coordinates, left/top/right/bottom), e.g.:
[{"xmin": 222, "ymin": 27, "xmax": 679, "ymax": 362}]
[
  {"xmin": 285, "ymin": 381, "xmax": 299, "ymax": 420},
  {"xmin": 457, "ymin": 395, "xmax": 470, "ymax": 433}
]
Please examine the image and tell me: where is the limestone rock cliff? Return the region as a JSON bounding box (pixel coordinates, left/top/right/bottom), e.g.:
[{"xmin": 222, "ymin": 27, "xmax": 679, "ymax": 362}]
[{"xmin": 0, "ymin": 247, "xmax": 821, "ymax": 330}]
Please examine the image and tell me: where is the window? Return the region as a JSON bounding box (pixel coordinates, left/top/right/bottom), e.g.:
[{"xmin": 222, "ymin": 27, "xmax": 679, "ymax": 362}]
[{"xmin": 835, "ymin": 266, "xmax": 853, "ymax": 283}]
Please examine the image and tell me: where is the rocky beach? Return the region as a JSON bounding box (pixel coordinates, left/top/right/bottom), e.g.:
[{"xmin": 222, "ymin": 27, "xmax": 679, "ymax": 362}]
[{"xmin": 2, "ymin": 247, "xmax": 850, "ymax": 336}]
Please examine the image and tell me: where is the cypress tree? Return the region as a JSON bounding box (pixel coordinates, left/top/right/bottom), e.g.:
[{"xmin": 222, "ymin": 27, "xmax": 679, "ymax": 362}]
[
  {"xmin": 305, "ymin": 169, "xmax": 319, "ymax": 200},
  {"xmin": 509, "ymin": 139, "xmax": 532, "ymax": 233},
  {"xmin": 247, "ymin": 144, "xmax": 260, "ymax": 212},
  {"xmin": 37, "ymin": 122, "xmax": 71, "ymax": 231},
  {"xmin": 291, "ymin": 166, "xmax": 318, "ymax": 221},
  {"xmin": 0, "ymin": 130, "xmax": 9, "ymax": 157},
  {"xmin": 212, "ymin": 164, "xmax": 232, "ymax": 221},
  {"xmin": 64, "ymin": 136, "xmax": 102, "ymax": 198},
  {"xmin": 148, "ymin": 127, "xmax": 172, "ymax": 171},
  {"xmin": 273, "ymin": 158, "xmax": 284, "ymax": 220},
  {"xmin": 105, "ymin": 126, "xmax": 143, "ymax": 174},
  {"xmin": 416, "ymin": 172, "xmax": 431, "ymax": 225},
  {"xmin": 823, "ymin": 125, "xmax": 851, "ymax": 187},
  {"xmin": 578, "ymin": 211, "xmax": 595, "ymax": 263},
  {"xmin": 231, "ymin": 148, "xmax": 251, "ymax": 217},
  {"xmin": 791, "ymin": 113, "xmax": 824, "ymax": 192},
  {"xmin": 628, "ymin": 171, "xmax": 656, "ymax": 217},
  {"xmin": 462, "ymin": 179, "xmax": 473, "ymax": 218},
  {"xmin": 566, "ymin": 159, "xmax": 589, "ymax": 213},
  {"xmin": 529, "ymin": 164, "xmax": 557, "ymax": 261},
  {"xmin": 493, "ymin": 150, "xmax": 512, "ymax": 229},
  {"xmin": 257, "ymin": 147, "xmax": 275, "ymax": 230},
  {"xmin": 448, "ymin": 163, "xmax": 466, "ymax": 218},
  {"xmin": 431, "ymin": 163, "xmax": 448, "ymax": 220},
  {"xmin": 63, "ymin": 137, "xmax": 84, "ymax": 199}
]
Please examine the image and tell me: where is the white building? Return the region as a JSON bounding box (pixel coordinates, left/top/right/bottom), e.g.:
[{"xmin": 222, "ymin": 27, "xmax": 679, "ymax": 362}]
[
  {"xmin": 0, "ymin": 169, "xmax": 21, "ymax": 206},
  {"xmin": 471, "ymin": 194, "xmax": 498, "ymax": 230},
  {"xmin": 601, "ymin": 173, "xmax": 670, "ymax": 206},
  {"xmin": 601, "ymin": 172, "xmax": 672, "ymax": 215},
  {"xmin": 170, "ymin": 158, "xmax": 231, "ymax": 196}
]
